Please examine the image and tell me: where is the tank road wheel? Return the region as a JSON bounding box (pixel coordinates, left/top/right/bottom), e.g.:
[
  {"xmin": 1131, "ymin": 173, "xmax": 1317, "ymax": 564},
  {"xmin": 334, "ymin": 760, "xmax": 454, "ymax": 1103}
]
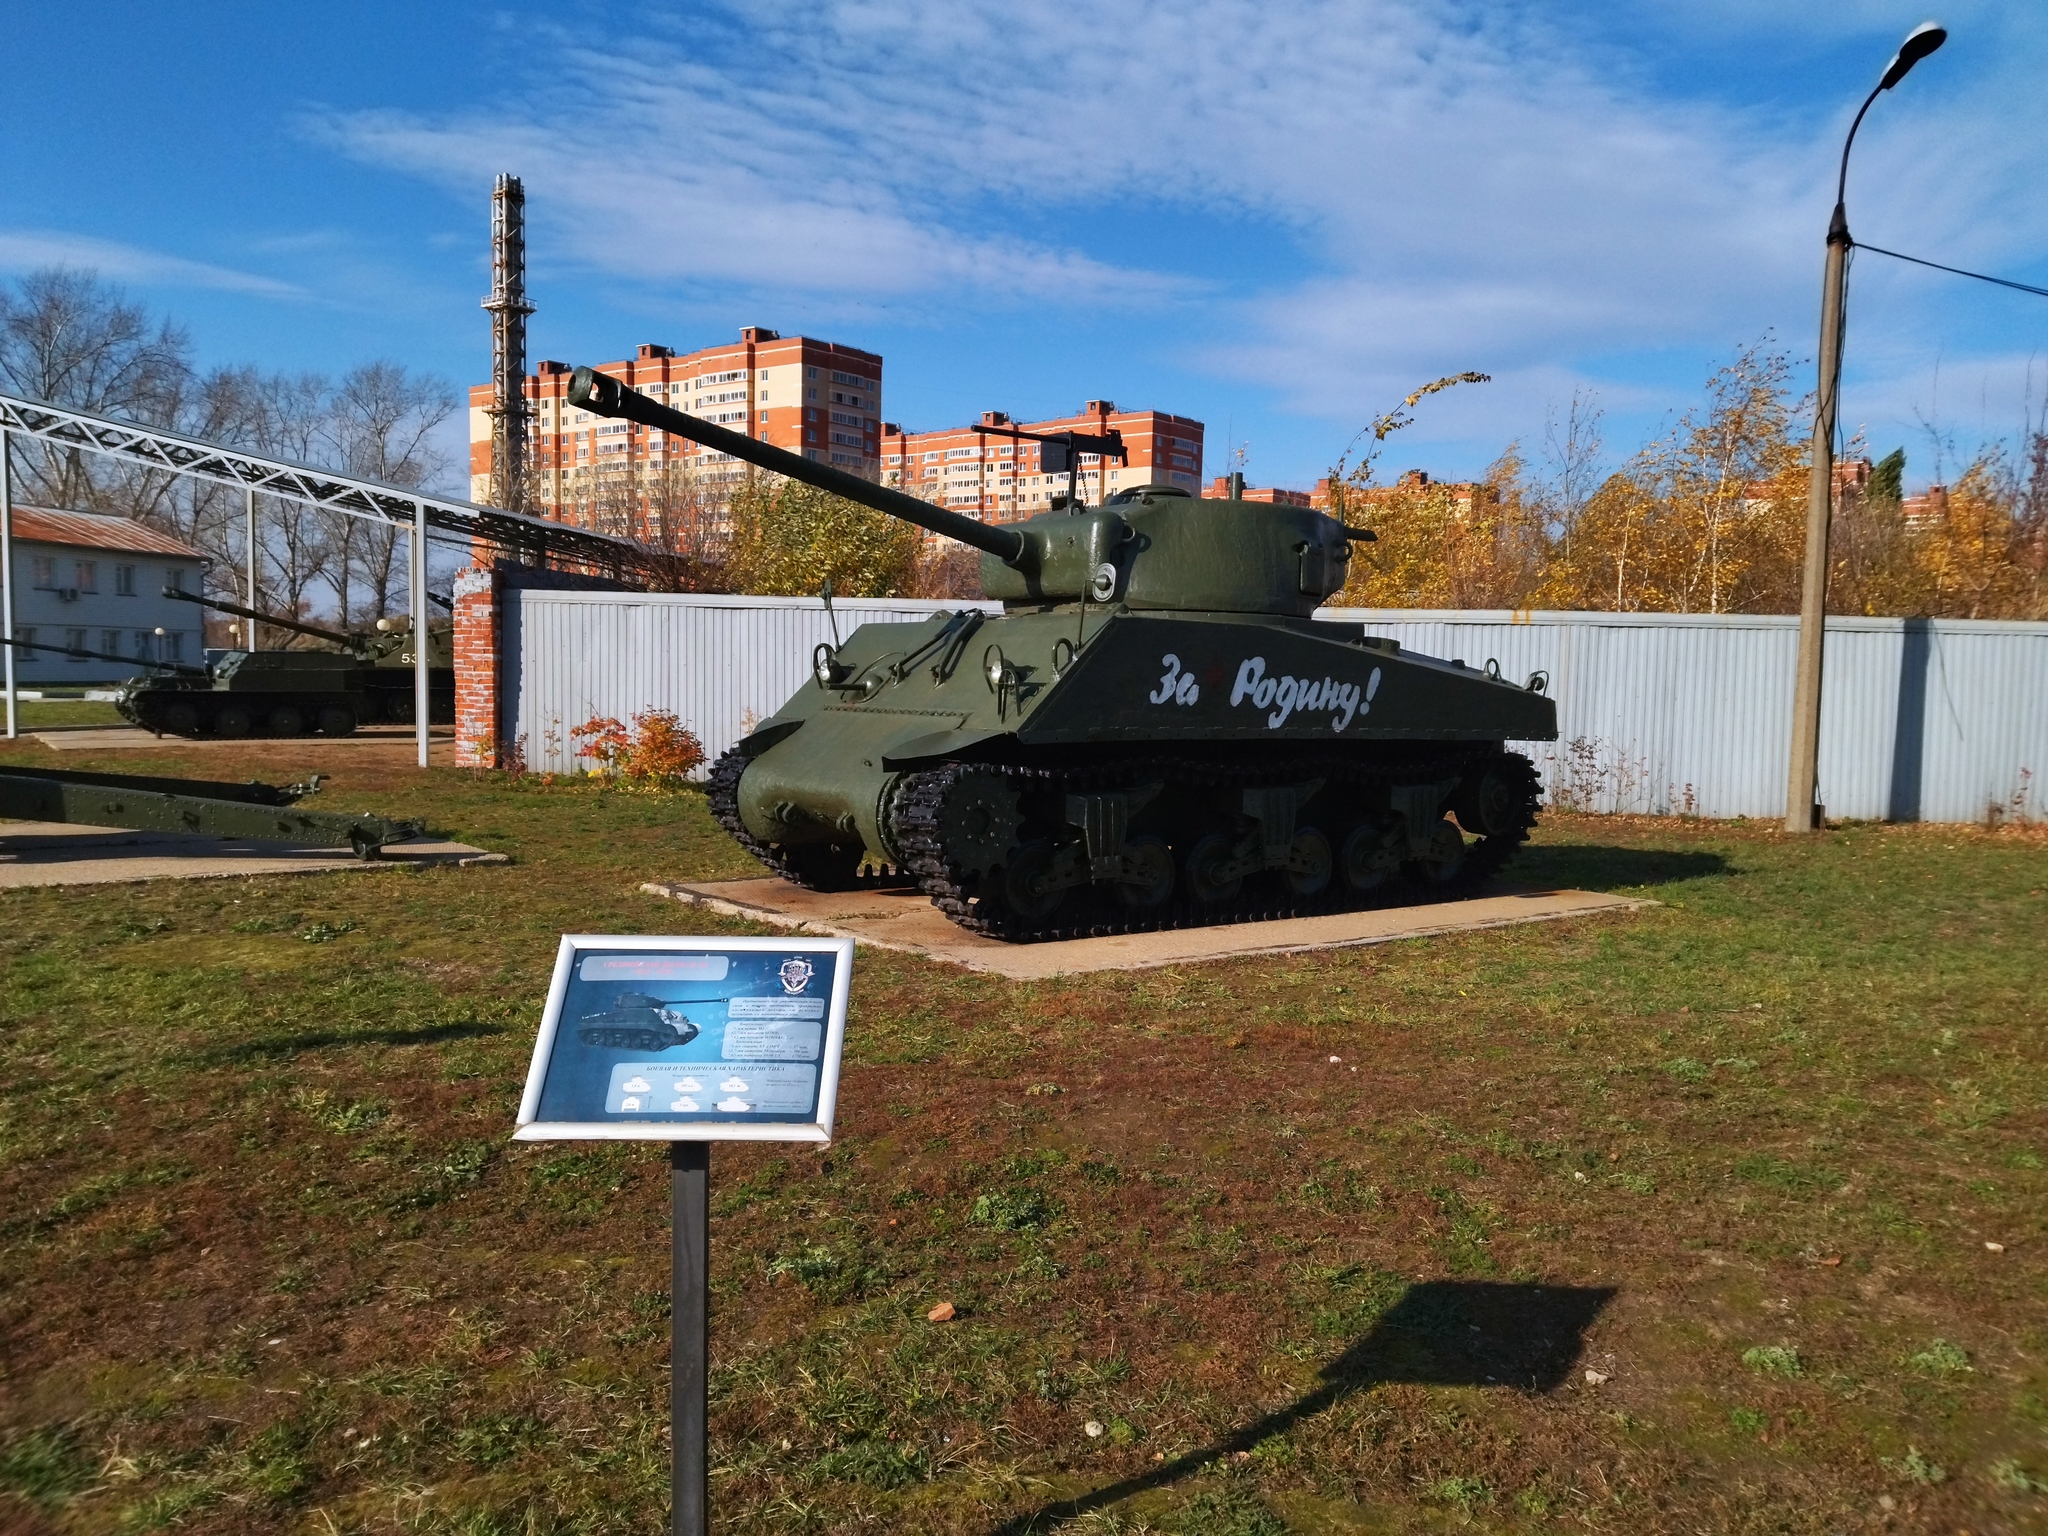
[
  {"xmin": 1283, "ymin": 826, "xmax": 1333, "ymax": 898},
  {"xmin": 386, "ymin": 693, "xmax": 416, "ymax": 724},
  {"xmin": 1341, "ymin": 818, "xmax": 1403, "ymax": 893},
  {"xmin": 214, "ymin": 705, "xmax": 253, "ymax": 738},
  {"xmin": 1406, "ymin": 818, "xmax": 1467, "ymax": 887},
  {"xmin": 1002, "ymin": 841, "xmax": 1067, "ymax": 922},
  {"xmin": 267, "ymin": 705, "xmax": 307, "ymax": 737},
  {"xmin": 161, "ymin": 701, "xmax": 200, "ymax": 736},
  {"xmin": 1185, "ymin": 833, "xmax": 1244, "ymax": 906},
  {"xmin": 317, "ymin": 704, "xmax": 357, "ymax": 737},
  {"xmin": 1114, "ymin": 835, "xmax": 1176, "ymax": 910}
]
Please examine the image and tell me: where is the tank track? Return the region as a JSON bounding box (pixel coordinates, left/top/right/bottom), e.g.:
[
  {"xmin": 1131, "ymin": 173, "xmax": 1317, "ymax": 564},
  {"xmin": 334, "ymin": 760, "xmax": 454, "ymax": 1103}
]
[
  {"xmin": 709, "ymin": 741, "xmax": 1542, "ymax": 940},
  {"xmin": 893, "ymin": 748, "xmax": 1542, "ymax": 942}
]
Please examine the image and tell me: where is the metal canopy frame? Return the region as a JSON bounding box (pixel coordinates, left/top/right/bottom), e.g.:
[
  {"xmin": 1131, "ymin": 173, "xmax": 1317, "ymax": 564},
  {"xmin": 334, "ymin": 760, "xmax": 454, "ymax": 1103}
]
[{"xmin": 0, "ymin": 389, "xmax": 654, "ymax": 767}]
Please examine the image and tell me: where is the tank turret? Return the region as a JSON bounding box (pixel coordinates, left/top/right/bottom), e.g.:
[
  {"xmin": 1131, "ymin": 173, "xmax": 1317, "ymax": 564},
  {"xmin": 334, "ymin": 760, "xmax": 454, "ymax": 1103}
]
[{"xmin": 567, "ymin": 364, "xmax": 1559, "ymax": 941}]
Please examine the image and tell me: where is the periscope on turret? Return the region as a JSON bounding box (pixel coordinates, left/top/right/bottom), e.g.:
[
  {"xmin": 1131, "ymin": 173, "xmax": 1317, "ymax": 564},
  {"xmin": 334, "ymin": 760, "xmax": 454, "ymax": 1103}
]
[{"xmin": 567, "ymin": 365, "xmax": 1559, "ymax": 942}]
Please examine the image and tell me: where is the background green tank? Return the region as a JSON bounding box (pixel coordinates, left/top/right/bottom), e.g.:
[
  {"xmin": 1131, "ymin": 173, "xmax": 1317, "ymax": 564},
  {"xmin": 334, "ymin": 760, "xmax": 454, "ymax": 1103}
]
[
  {"xmin": 570, "ymin": 366, "xmax": 1560, "ymax": 941},
  {"xmin": 115, "ymin": 593, "xmax": 454, "ymax": 738}
]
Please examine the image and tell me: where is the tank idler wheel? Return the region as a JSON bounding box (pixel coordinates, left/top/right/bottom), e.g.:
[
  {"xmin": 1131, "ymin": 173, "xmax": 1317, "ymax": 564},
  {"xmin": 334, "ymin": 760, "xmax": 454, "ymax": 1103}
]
[
  {"xmin": 317, "ymin": 704, "xmax": 357, "ymax": 737},
  {"xmin": 1114, "ymin": 835, "xmax": 1176, "ymax": 910},
  {"xmin": 161, "ymin": 702, "xmax": 200, "ymax": 736},
  {"xmin": 1185, "ymin": 832, "xmax": 1244, "ymax": 905},
  {"xmin": 1454, "ymin": 761, "xmax": 1526, "ymax": 838},
  {"xmin": 214, "ymin": 705, "xmax": 253, "ymax": 738},
  {"xmin": 268, "ymin": 705, "xmax": 307, "ymax": 737},
  {"xmin": 1341, "ymin": 818, "xmax": 1403, "ymax": 892},
  {"xmin": 1282, "ymin": 826, "xmax": 1333, "ymax": 897},
  {"xmin": 1002, "ymin": 841, "xmax": 1068, "ymax": 921},
  {"xmin": 1405, "ymin": 818, "xmax": 1467, "ymax": 887}
]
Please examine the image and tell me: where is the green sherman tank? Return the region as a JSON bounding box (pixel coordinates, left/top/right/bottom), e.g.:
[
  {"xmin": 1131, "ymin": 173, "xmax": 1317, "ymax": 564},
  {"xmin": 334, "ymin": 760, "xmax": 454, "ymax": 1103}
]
[
  {"xmin": 114, "ymin": 593, "xmax": 454, "ymax": 738},
  {"xmin": 569, "ymin": 365, "xmax": 1558, "ymax": 941}
]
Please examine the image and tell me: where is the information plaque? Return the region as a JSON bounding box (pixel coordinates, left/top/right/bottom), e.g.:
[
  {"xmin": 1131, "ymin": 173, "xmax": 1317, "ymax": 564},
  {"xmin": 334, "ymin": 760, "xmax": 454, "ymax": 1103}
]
[{"xmin": 514, "ymin": 934, "xmax": 854, "ymax": 1144}]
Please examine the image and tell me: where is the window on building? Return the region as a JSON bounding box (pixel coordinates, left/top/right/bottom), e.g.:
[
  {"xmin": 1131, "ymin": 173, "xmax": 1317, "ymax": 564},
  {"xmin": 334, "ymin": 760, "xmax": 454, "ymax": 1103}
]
[
  {"xmin": 133, "ymin": 631, "xmax": 153, "ymax": 659},
  {"xmin": 74, "ymin": 561, "xmax": 98, "ymax": 592},
  {"xmin": 165, "ymin": 568, "xmax": 188, "ymax": 594},
  {"xmin": 15, "ymin": 627, "xmax": 35, "ymax": 655},
  {"xmin": 31, "ymin": 556, "xmax": 55, "ymax": 588},
  {"xmin": 115, "ymin": 564, "xmax": 136, "ymax": 595},
  {"xmin": 66, "ymin": 628, "xmax": 88, "ymax": 661},
  {"xmin": 101, "ymin": 629, "xmax": 120, "ymax": 655},
  {"xmin": 164, "ymin": 631, "xmax": 185, "ymax": 662}
]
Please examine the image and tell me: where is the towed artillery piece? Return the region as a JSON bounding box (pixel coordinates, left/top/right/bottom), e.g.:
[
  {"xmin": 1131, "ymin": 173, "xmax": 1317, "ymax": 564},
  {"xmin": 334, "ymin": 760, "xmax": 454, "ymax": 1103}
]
[
  {"xmin": 113, "ymin": 591, "xmax": 454, "ymax": 738},
  {"xmin": 569, "ymin": 365, "xmax": 1559, "ymax": 941}
]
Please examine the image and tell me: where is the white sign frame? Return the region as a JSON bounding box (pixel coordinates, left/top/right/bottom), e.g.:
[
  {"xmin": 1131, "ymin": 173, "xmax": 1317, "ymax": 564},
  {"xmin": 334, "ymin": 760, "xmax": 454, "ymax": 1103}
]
[{"xmin": 513, "ymin": 934, "xmax": 855, "ymax": 1144}]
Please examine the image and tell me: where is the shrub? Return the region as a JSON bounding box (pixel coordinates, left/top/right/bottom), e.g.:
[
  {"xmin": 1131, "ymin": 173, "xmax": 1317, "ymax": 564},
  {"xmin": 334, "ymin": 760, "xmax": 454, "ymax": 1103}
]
[{"xmin": 571, "ymin": 709, "xmax": 706, "ymax": 789}]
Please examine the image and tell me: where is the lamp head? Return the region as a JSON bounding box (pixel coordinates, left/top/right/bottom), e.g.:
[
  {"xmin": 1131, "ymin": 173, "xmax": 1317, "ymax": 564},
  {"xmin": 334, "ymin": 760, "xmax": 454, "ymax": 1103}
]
[{"xmin": 1880, "ymin": 20, "xmax": 1946, "ymax": 89}]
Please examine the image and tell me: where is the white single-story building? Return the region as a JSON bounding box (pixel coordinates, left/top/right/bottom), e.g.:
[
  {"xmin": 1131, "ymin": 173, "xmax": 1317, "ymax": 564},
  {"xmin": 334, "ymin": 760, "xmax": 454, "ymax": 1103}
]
[{"xmin": 6, "ymin": 506, "xmax": 208, "ymax": 684}]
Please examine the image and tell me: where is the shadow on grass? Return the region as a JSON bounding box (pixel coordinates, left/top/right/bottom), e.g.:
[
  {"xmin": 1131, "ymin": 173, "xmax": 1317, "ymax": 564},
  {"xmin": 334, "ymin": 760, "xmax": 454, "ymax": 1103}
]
[
  {"xmin": 195, "ymin": 1019, "xmax": 506, "ymax": 1063},
  {"xmin": 990, "ymin": 1281, "xmax": 1615, "ymax": 1534},
  {"xmin": 1516, "ymin": 844, "xmax": 1730, "ymax": 891}
]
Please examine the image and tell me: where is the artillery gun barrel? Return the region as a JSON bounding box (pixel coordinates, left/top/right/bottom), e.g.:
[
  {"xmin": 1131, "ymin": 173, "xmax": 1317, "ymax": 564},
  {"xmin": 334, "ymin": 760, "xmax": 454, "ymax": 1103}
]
[
  {"xmin": 162, "ymin": 588, "xmax": 360, "ymax": 649},
  {"xmin": 568, "ymin": 366, "xmax": 1029, "ymax": 565}
]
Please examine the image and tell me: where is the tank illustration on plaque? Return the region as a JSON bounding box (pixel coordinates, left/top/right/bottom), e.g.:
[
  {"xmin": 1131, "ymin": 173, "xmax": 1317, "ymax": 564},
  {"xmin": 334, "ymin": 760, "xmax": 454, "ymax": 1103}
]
[
  {"xmin": 113, "ymin": 590, "xmax": 454, "ymax": 738},
  {"xmin": 567, "ymin": 365, "xmax": 1560, "ymax": 941},
  {"xmin": 575, "ymin": 993, "xmax": 704, "ymax": 1053}
]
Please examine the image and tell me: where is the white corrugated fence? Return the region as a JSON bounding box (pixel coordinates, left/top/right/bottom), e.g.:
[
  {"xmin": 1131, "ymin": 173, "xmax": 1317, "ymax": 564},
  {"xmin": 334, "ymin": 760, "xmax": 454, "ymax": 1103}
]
[{"xmin": 503, "ymin": 592, "xmax": 2046, "ymax": 824}]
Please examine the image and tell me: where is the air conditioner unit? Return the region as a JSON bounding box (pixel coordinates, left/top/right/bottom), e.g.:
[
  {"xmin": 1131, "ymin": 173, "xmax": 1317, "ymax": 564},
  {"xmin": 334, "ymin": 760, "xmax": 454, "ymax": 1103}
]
[{"xmin": 57, "ymin": 587, "xmax": 79, "ymax": 602}]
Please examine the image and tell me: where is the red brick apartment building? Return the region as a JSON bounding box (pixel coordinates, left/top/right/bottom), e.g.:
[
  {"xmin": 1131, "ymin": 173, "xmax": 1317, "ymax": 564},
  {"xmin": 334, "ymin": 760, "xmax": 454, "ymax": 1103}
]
[
  {"xmin": 467, "ymin": 328, "xmax": 883, "ymax": 526},
  {"xmin": 879, "ymin": 403, "xmax": 1203, "ymax": 521}
]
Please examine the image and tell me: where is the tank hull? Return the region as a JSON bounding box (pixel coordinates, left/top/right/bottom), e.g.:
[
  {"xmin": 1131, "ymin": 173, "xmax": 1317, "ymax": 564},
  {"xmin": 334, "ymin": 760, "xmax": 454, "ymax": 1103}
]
[{"xmin": 116, "ymin": 654, "xmax": 455, "ymax": 738}]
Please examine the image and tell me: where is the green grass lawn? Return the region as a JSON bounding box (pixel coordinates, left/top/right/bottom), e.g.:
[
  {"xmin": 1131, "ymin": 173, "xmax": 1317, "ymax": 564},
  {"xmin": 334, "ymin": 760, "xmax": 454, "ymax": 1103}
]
[
  {"xmin": 1, "ymin": 738, "xmax": 2043, "ymax": 1534},
  {"xmin": 7, "ymin": 698, "xmax": 126, "ymax": 729}
]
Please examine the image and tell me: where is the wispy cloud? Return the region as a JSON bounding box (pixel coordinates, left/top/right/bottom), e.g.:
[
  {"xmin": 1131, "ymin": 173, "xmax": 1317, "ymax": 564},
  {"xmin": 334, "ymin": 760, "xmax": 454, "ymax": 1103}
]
[
  {"xmin": 313, "ymin": 0, "xmax": 2048, "ymax": 459},
  {"xmin": 0, "ymin": 228, "xmax": 303, "ymax": 299}
]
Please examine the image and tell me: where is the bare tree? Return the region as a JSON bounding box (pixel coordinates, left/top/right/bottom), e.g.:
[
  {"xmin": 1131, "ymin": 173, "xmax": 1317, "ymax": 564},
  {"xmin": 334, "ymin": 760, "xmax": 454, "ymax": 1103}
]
[
  {"xmin": 1541, "ymin": 388, "xmax": 1605, "ymax": 565},
  {"xmin": 325, "ymin": 362, "xmax": 454, "ymax": 620},
  {"xmin": 0, "ymin": 267, "xmax": 191, "ymax": 511}
]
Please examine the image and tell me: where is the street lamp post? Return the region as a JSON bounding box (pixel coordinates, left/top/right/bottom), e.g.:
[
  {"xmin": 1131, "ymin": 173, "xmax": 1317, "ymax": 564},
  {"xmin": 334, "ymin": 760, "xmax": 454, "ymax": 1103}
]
[{"xmin": 1784, "ymin": 20, "xmax": 1947, "ymax": 833}]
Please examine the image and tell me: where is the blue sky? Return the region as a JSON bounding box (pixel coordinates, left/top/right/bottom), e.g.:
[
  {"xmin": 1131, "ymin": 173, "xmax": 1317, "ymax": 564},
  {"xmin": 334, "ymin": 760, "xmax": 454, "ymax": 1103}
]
[{"xmin": 3, "ymin": 1, "xmax": 2043, "ymax": 498}]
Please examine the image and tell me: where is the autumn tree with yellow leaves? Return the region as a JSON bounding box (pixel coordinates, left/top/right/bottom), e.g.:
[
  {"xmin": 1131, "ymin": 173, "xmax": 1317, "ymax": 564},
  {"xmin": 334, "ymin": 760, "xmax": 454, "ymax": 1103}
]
[{"xmin": 1331, "ymin": 345, "xmax": 2047, "ymax": 620}]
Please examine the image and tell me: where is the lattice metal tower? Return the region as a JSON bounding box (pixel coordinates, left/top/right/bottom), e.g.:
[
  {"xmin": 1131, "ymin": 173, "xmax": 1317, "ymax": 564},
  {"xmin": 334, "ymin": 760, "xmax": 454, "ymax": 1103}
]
[{"xmin": 483, "ymin": 174, "xmax": 536, "ymax": 514}]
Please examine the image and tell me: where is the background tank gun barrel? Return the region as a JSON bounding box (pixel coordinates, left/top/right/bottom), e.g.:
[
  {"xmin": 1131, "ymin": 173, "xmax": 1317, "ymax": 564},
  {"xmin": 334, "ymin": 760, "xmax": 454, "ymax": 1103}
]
[
  {"xmin": 568, "ymin": 366, "xmax": 1029, "ymax": 565},
  {"xmin": 163, "ymin": 588, "xmax": 360, "ymax": 650},
  {"xmin": 0, "ymin": 632, "xmax": 207, "ymax": 676}
]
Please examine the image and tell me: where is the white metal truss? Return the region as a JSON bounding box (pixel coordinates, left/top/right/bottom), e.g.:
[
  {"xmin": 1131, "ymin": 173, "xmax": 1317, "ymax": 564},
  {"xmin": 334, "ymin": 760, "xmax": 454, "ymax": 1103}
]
[{"xmin": 0, "ymin": 388, "xmax": 650, "ymax": 576}]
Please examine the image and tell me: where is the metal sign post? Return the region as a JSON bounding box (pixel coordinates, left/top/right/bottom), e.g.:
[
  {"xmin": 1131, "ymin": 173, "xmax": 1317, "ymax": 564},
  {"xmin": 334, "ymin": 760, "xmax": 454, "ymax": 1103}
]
[
  {"xmin": 516, "ymin": 934, "xmax": 854, "ymax": 1536},
  {"xmin": 411, "ymin": 498, "xmax": 429, "ymax": 768},
  {"xmin": 1, "ymin": 427, "xmax": 15, "ymax": 739},
  {"xmin": 671, "ymin": 1141, "xmax": 709, "ymax": 1535}
]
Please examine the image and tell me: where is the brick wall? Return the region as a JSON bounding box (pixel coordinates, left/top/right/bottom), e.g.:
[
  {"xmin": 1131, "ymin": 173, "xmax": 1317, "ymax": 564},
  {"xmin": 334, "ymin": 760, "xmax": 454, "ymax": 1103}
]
[
  {"xmin": 452, "ymin": 564, "xmax": 501, "ymax": 767},
  {"xmin": 454, "ymin": 559, "xmax": 644, "ymax": 769}
]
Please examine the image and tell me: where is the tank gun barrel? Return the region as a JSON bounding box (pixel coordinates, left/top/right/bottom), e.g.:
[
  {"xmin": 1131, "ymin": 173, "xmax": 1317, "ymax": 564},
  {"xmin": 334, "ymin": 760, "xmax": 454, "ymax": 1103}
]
[
  {"xmin": 568, "ymin": 366, "xmax": 1029, "ymax": 565},
  {"xmin": 162, "ymin": 588, "xmax": 360, "ymax": 649}
]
